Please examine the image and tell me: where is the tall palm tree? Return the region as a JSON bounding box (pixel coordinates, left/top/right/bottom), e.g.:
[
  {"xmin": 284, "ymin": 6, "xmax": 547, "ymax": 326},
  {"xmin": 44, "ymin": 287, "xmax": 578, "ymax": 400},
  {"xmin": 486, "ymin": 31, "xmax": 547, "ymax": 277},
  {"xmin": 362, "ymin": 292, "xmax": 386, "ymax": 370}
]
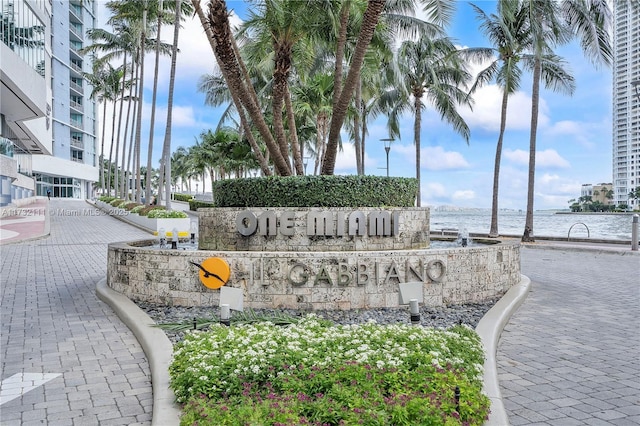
[
  {"xmin": 469, "ymin": 1, "xmax": 532, "ymax": 237},
  {"xmin": 84, "ymin": 60, "xmax": 121, "ymax": 195},
  {"xmin": 158, "ymin": 0, "xmax": 194, "ymax": 207},
  {"xmin": 390, "ymin": 35, "xmax": 474, "ymax": 207},
  {"xmin": 521, "ymin": 0, "xmax": 611, "ymax": 242}
]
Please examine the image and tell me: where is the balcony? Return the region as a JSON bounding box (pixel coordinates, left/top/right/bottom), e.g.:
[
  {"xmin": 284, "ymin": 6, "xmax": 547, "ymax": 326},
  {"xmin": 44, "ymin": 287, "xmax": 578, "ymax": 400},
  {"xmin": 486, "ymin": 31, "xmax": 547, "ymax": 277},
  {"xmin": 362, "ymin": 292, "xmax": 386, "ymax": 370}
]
[
  {"xmin": 70, "ymin": 117, "xmax": 83, "ymax": 129},
  {"xmin": 70, "ymin": 60, "xmax": 82, "ymax": 74},
  {"xmin": 70, "ymin": 100, "xmax": 83, "ymax": 113},
  {"xmin": 70, "ymin": 81, "xmax": 83, "ymax": 95},
  {"xmin": 69, "ymin": 4, "xmax": 83, "ymax": 22}
]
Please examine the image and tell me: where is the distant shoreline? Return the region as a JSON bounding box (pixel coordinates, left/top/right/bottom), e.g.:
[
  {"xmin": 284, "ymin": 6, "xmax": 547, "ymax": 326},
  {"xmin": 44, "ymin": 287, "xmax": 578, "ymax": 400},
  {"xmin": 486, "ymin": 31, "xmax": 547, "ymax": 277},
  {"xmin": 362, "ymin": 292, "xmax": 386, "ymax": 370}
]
[{"xmin": 554, "ymin": 211, "xmax": 639, "ymax": 216}]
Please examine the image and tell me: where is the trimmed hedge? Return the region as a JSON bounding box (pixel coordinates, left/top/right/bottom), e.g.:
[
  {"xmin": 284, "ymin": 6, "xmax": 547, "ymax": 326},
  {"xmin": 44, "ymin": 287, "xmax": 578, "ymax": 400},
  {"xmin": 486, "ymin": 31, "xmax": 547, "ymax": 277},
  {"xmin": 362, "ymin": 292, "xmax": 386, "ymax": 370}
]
[
  {"xmin": 210, "ymin": 175, "xmax": 418, "ymax": 207},
  {"xmin": 173, "ymin": 193, "xmax": 194, "ymax": 202},
  {"xmin": 188, "ymin": 200, "xmax": 216, "ymax": 211}
]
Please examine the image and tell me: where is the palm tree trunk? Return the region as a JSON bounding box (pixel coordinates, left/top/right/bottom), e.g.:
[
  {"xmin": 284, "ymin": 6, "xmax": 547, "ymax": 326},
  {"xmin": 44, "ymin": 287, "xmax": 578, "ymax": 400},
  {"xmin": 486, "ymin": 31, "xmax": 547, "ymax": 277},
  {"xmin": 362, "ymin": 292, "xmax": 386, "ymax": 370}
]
[
  {"xmin": 523, "ymin": 56, "xmax": 541, "ymax": 242},
  {"xmin": 161, "ymin": 0, "xmax": 182, "ymax": 210},
  {"xmin": 106, "ymin": 99, "xmax": 118, "ymax": 196},
  {"xmin": 489, "ymin": 89, "xmax": 510, "ymax": 237},
  {"xmin": 284, "ymin": 85, "xmax": 304, "ymax": 175},
  {"xmin": 354, "ymin": 77, "xmax": 363, "ymax": 175},
  {"xmin": 201, "ymin": 0, "xmax": 290, "ymax": 175},
  {"xmin": 332, "ymin": 2, "xmax": 349, "ymax": 110},
  {"xmin": 192, "ymin": 0, "xmax": 270, "ymax": 176},
  {"xmin": 414, "ymin": 95, "xmax": 422, "ymax": 207},
  {"xmin": 113, "ymin": 53, "xmax": 128, "ymax": 197},
  {"xmin": 146, "ymin": 0, "xmax": 164, "ymax": 206},
  {"xmin": 272, "ymin": 46, "xmax": 293, "ymax": 172},
  {"xmin": 360, "ymin": 102, "xmax": 367, "ymax": 175},
  {"xmin": 322, "ymin": 0, "xmax": 385, "ymax": 175},
  {"xmin": 125, "ymin": 92, "xmax": 137, "ymax": 201},
  {"xmin": 135, "ymin": 7, "xmax": 148, "ymax": 203},
  {"xmin": 99, "ymin": 99, "xmax": 107, "ymax": 194},
  {"xmin": 120, "ymin": 57, "xmax": 136, "ymax": 199}
]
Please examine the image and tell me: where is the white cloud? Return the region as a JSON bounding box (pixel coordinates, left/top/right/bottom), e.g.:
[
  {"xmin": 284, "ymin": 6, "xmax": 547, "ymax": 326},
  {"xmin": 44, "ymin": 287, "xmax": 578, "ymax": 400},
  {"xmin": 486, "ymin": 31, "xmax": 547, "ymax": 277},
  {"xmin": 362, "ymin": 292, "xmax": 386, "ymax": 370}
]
[
  {"xmin": 142, "ymin": 103, "xmax": 197, "ymax": 128},
  {"xmin": 545, "ymin": 119, "xmax": 606, "ymax": 149},
  {"xmin": 452, "ymin": 190, "xmax": 475, "ymax": 201},
  {"xmin": 394, "ymin": 145, "xmax": 470, "ymax": 170},
  {"xmin": 460, "ymin": 85, "xmax": 551, "ymax": 132},
  {"xmin": 333, "ymin": 142, "xmax": 375, "ymax": 174},
  {"xmin": 425, "ymin": 182, "xmax": 447, "ymax": 197},
  {"xmin": 423, "ymin": 146, "xmax": 470, "ymax": 170},
  {"xmin": 504, "ymin": 148, "xmax": 570, "ymax": 168}
]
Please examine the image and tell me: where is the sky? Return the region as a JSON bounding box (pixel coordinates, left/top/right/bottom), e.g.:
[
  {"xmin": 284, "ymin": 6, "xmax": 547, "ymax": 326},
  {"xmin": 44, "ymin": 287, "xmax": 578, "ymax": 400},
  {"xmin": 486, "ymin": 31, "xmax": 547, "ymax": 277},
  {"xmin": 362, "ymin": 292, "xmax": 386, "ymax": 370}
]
[{"xmin": 96, "ymin": 0, "xmax": 613, "ymax": 210}]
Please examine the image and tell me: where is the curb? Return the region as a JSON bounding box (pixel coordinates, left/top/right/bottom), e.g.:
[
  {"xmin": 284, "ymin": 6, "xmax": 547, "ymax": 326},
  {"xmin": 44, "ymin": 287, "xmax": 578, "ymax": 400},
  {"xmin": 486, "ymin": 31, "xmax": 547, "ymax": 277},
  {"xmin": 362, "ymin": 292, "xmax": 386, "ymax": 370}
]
[
  {"xmin": 96, "ymin": 279, "xmax": 181, "ymax": 426},
  {"xmin": 476, "ymin": 274, "xmax": 531, "ymax": 426}
]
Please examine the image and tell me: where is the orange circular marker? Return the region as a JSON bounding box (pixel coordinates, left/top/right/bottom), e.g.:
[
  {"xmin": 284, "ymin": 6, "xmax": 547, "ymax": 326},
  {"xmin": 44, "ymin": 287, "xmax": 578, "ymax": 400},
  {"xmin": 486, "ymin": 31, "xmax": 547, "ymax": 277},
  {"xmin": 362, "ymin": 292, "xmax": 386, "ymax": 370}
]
[{"xmin": 197, "ymin": 257, "xmax": 231, "ymax": 289}]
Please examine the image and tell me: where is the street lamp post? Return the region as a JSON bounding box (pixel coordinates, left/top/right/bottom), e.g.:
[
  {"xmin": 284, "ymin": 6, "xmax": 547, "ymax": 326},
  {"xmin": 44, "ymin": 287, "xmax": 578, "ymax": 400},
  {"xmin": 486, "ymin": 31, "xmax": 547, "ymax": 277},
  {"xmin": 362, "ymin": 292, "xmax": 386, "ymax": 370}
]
[{"xmin": 380, "ymin": 138, "xmax": 393, "ymax": 177}]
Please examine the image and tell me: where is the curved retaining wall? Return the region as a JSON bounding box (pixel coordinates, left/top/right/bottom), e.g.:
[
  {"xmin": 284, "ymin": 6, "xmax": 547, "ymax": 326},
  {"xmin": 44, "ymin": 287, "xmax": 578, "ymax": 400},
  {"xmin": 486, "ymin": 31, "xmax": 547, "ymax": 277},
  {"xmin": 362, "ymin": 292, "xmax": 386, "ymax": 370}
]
[{"xmin": 107, "ymin": 241, "xmax": 521, "ymax": 309}]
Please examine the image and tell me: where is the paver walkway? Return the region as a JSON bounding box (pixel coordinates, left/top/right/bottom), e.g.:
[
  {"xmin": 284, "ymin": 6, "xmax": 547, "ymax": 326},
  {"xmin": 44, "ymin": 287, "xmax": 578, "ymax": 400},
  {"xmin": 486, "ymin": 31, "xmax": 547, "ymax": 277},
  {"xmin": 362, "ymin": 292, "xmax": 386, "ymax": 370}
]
[
  {"xmin": 1, "ymin": 200, "xmax": 153, "ymax": 426},
  {"xmin": 499, "ymin": 246, "xmax": 640, "ymax": 425}
]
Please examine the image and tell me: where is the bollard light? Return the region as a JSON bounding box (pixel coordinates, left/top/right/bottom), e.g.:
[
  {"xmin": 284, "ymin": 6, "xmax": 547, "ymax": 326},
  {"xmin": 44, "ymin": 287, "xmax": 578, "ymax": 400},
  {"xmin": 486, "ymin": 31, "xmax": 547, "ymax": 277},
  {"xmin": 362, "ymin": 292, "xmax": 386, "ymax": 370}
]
[
  {"xmin": 193, "ymin": 317, "xmax": 197, "ymax": 330},
  {"xmin": 158, "ymin": 228, "xmax": 166, "ymax": 248},
  {"xmin": 190, "ymin": 222, "xmax": 197, "ymax": 245},
  {"xmin": 410, "ymin": 299, "xmax": 420, "ymax": 325},
  {"xmin": 171, "ymin": 227, "xmax": 179, "ymax": 250},
  {"xmin": 220, "ymin": 304, "xmax": 231, "ymax": 326},
  {"xmin": 455, "ymin": 386, "xmax": 461, "ymax": 412}
]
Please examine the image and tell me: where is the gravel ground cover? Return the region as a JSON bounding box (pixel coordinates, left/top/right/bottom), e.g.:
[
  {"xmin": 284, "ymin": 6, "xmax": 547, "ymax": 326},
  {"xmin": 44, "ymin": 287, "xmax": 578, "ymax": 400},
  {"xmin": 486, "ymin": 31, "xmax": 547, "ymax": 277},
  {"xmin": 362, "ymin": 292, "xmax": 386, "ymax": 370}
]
[{"xmin": 138, "ymin": 299, "xmax": 500, "ymax": 345}]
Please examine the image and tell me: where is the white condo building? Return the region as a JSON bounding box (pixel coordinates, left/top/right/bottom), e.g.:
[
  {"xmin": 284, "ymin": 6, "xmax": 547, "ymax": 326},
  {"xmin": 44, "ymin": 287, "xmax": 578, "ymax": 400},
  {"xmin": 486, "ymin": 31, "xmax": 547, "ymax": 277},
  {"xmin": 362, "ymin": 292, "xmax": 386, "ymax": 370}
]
[
  {"xmin": 612, "ymin": 1, "xmax": 640, "ymax": 209},
  {"xmin": 0, "ymin": 0, "xmax": 97, "ymax": 206}
]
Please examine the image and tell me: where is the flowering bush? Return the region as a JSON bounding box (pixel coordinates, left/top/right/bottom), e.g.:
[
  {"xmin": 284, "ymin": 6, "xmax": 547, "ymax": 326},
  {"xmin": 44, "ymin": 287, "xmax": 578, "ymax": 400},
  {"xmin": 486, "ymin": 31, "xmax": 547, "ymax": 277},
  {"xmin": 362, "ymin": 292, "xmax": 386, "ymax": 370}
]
[
  {"xmin": 147, "ymin": 209, "xmax": 188, "ymax": 219},
  {"xmin": 170, "ymin": 315, "xmax": 489, "ymax": 425},
  {"xmin": 130, "ymin": 205, "xmax": 145, "ymax": 214}
]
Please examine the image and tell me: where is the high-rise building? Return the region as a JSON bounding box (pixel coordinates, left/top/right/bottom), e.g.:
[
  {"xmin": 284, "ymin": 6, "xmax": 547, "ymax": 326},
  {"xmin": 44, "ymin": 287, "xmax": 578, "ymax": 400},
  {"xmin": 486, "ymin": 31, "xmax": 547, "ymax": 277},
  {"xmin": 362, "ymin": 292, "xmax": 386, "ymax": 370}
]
[
  {"xmin": 612, "ymin": 1, "xmax": 640, "ymax": 209},
  {"xmin": 32, "ymin": 0, "xmax": 98, "ymax": 199},
  {"xmin": 0, "ymin": 0, "xmax": 97, "ymax": 207},
  {"xmin": 0, "ymin": 0, "xmax": 51, "ymax": 206}
]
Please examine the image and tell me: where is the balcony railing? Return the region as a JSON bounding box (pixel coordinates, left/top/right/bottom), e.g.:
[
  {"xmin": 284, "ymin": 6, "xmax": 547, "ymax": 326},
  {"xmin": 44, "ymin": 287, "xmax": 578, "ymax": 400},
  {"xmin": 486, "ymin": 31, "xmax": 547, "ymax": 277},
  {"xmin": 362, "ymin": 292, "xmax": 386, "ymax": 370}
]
[
  {"xmin": 70, "ymin": 81, "xmax": 83, "ymax": 94},
  {"xmin": 70, "ymin": 100, "xmax": 83, "ymax": 112},
  {"xmin": 70, "ymin": 62, "xmax": 82, "ymax": 73}
]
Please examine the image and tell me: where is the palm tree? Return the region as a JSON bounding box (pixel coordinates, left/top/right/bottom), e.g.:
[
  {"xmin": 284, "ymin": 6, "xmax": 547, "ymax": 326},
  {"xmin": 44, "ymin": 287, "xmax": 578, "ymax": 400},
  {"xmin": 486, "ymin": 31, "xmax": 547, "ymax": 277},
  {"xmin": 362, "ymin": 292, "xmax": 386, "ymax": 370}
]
[
  {"xmin": 389, "ymin": 35, "xmax": 474, "ymax": 207},
  {"xmin": 521, "ymin": 0, "xmax": 611, "ymax": 242},
  {"xmin": 84, "ymin": 60, "xmax": 121, "ymax": 195},
  {"xmin": 321, "ymin": 0, "xmax": 387, "ymax": 175},
  {"xmin": 470, "ymin": 1, "xmax": 532, "ymax": 237}
]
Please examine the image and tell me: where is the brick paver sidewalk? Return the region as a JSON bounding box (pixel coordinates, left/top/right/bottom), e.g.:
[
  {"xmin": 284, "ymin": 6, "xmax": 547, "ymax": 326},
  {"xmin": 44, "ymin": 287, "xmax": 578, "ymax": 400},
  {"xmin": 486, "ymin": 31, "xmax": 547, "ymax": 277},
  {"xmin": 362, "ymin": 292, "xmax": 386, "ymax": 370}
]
[
  {"xmin": 499, "ymin": 247, "xmax": 640, "ymax": 425},
  {"xmin": 1, "ymin": 200, "xmax": 153, "ymax": 425}
]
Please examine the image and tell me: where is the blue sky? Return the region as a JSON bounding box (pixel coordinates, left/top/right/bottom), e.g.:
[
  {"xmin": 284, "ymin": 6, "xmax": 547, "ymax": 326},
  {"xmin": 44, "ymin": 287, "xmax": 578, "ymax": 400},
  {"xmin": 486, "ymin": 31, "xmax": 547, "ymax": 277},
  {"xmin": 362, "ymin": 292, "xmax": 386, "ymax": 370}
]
[{"xmin": 96, "ymin": 1, "xmax": 613, "ymax": 210}]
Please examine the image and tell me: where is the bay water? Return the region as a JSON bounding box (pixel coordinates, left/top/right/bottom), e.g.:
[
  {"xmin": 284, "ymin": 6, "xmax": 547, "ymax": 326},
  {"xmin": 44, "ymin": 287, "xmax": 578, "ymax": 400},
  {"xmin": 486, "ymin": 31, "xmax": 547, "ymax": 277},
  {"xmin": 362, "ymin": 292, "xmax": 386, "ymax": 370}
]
[{"xmin": 429, "ymin": 209, "xmax": 637, "ymax": 241}]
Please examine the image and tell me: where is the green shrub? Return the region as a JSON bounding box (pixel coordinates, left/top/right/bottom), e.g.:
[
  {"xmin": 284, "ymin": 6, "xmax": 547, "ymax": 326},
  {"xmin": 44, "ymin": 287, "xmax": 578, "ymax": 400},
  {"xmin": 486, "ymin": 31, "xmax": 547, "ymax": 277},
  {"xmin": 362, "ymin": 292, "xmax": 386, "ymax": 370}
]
[
  {"xmin": 147, "ymin": 209, "xmax": 188, "ymax": 219},
  {"xmin": 173, "ymin": 193, "xmax": 194, "ymax": 202},
  {"xmin": 211, "ymin": 175, "xmax": 418, "ymax": 207},
  {"xmin": 130, "ymin": 205, "xmax": 145, "ymax": 214},
  {"xmin": 98, "ymin": 195, "xmax": 116, "ymax": 203},
  {"xmin": 138, "ymin": 205, "xmax": 166, "ymax": 216},
  {"xmin": 122, "ymin": 202, "xmax": 142, "ymax": 211},
  {"xmin": 110, "ymin": 199, "xmax": 125, "ymax": 207},
  {"xmin": 188, "ymin": 200, "xmax": 215, "ymax": 211},
  {"xmin": 171, "ymin": 317, "xmax": 489, "ymax": 425}
]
